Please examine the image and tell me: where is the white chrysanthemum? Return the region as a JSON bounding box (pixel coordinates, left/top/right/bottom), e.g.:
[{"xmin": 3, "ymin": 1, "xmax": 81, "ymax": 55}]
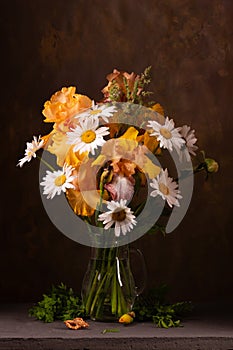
[
  {"xmin": 75, "ymin": 100, "xmax": 117, "ymax": 123},
  {"xmin": 150, "ymin": 168, "xmax": 182, "ymax": 208},
  {"xmin": 40, "ymin": 164, "xmax": 76, "ymax": 199},
  {"xmin": 17, "ymin": 136, "xmax": 44, "ymax": 167},
  {"xmin": 66, "ymin": 117, "xmax": 109, "ymax": 155},
  {"xmin": 98, "ymin": 199, "xmax": 137, "ymax": 237},
  {"xmin": 147, "ymin": 117, "xmax": 185, "ymax": 153},
  {"xmin": 180, "ymin": 125, "xmax": 198, "ymax": 157}
]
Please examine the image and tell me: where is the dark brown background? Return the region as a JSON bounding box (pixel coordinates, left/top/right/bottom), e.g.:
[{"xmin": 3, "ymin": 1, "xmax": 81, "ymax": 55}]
[{"xmin": 1, "ymin": 0, "xmax": 232, "ymax": 303}]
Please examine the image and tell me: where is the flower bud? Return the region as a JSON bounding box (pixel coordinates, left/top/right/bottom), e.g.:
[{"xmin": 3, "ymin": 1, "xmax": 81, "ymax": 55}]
[{"xmin": 205, "ymin": 158, "xmax": 219, "ymax": 173}]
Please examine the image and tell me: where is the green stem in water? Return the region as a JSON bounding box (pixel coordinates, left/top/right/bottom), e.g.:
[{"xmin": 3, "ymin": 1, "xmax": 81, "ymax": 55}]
[
  {"xmin": 84, "ymin": 270, "xmax": 99, "ymax": 314},
  {"xmin": 117, "ymin": 283, "xmax": 124, "ymax": 317},
  {"xmin": 94, "ymin": 270, "xmax": 113, "ymax": 319},
  {"xmin": 83, "ymin": 246, "xmax": 133, "ymax": 320},
  {"xmin": 111, "ymin": 266, "xmax": 117, "ymax": 315},
  {"xmin": 119, "ymin": 259, "xmax": 131, "ymax": 297},
  {"xmin": 90, "ymin": 272, "xmax": 109, "ymax": 316}
]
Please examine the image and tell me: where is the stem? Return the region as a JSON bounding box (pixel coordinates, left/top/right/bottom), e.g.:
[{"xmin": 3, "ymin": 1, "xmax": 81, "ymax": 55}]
[
  {"xmin": 174, "ymin": 164, "xmax": 207, "ymax": 183},
  {"xmin": 95, "ymin": 270, "xmax": 114, "ymax": 319},
  {"xmin": 84, "ymin": 270, "xmax": 99, "ymax": 314},
  {"xmin": 37, "ymin": 156, "xmax": 55, "ymax": 172},
  {"xmin": 117, "ymin": 282, "xmax": 128, "ymax": 316},
  {"xmin": 111, "ymin": 270, "xmax": 117, "ymax": 315},
  {"xmin": 193, "ymin": 165, "xmax": 206, "ymax": 174},
  {"xmin": 83, "ymin": 245, "xmax": 134, "ymax": 320},
  {"xmin": 117, "ymin": 283, "xmax": 122, "ymax": 317},
  {"xmin": 94, "ymin": 171, "xmax": 105, "ymax": 231},
  {"xmin": 90, "ymin": 272, "xmax": 108, "ymax": 315},
  {"xmin": 119, "ymin": 259, "xmax": 131, "ymax": 297}
]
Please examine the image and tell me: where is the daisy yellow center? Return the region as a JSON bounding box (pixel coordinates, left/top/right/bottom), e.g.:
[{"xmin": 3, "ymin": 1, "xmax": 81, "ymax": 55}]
[
  {"xmin": 160, "ymin": 127, "xmax": 172, "ymax": 139},
  {"xmin": 159, "ymin": 183, "xmax": 169, "ymax": 195},
  {"xmin": 81, "ymin": 130, "xmax": 96, "ymax": 143},
  {"xmin": 90, "ymin": 109, "xmax": 102, "ymax": 115},
  {"xmin": 55, "ymin": 174, "xmax": 66, "ymax": 187},
  {"xmin": 112, "ymin": 209, "xmax": 126, "ymax": 222}
]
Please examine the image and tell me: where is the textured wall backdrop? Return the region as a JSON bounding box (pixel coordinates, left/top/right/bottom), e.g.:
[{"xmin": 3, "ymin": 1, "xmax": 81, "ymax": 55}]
[{"xmin": 0, "ymin": 0, "xmax": 232, "ymax": 303}]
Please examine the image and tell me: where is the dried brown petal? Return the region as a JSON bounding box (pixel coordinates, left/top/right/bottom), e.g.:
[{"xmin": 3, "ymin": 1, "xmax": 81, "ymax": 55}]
[{"xmin": 64, "ymin": 317, "xmax": 89, "ymax": 330}]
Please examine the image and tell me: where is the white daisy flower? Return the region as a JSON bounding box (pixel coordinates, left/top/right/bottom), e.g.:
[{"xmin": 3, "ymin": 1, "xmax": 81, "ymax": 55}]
[
  {"xmin": 147, "ymin": 117, "xmax": 185, "ymax": 153},
  {"xmin": 180, "ymin": 125, "xmax": 198, "ymax": 157},
  {"xmin": 17, "ymin": 136, "xmax": 44, "ymax": 167},
  {"xmin": 75, "ymin": 100, "xmax": 117, "ymax": 123},
  {"xmin": 98, "ymin": 199, "xmax": 137, "ymax": 237},
  {"xmin": 150, "ymin": 168, "xmax": 182, "ymax": 208},
  {"xmin": 40, "ymin": 164, "xmax": 76, "ymax": 199},
  {"xmin": 67, "ymin": 117, "xmax": 110, "ymax": 155}
]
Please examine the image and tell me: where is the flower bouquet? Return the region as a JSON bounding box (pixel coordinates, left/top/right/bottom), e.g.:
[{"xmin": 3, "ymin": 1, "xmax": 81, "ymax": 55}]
[{"xmin": 18, "ymin": 66, "xmax": 218, "ymax": 321}]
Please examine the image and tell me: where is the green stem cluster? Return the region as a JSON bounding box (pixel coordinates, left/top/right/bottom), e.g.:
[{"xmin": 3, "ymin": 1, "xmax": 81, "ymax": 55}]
[{"xmin": 82, "ymin": 246, "xmax": 136, "ymax": 321}]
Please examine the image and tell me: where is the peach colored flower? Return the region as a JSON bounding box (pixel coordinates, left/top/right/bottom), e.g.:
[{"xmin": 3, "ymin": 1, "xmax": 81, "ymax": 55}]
[
  {"xmin": 42, "ymin": 86, "xmax": 92, "ymax": 124},
  {"xmin": 92, "ymin": 126, "xmax": 160, "ymax": 179},
  {"xmin": 101, "ymin": 69, "xmax": 142, "ymax": 102}
]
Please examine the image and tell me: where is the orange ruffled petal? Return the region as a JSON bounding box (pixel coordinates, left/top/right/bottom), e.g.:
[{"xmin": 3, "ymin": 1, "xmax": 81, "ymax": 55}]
[
  {"xmin": 111, "ymin": 159, "xmax": 137, "ymax": 177},
  {"xmin": 42, "ymin": 86, "xmax": 92, "ymax": 124}
]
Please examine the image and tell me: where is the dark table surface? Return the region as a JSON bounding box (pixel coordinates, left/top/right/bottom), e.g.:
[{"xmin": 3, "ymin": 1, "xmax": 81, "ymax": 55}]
[{"xmin": 0, "ymin": 302, "xmax": 233, "ymax": 350}]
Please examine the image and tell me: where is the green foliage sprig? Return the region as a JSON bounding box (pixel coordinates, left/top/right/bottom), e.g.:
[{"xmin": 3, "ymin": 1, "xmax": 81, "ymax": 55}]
[
  {"xmin": 133, "ymin": 284, "xmax": 193, "ymax": 328},
  {"xmin": 29, "ymin": 282, "xmax": 192, "ymax": 328},
  {"xmin": 29, "ymin": 283, "xmax": 86, "ymax": 323}
]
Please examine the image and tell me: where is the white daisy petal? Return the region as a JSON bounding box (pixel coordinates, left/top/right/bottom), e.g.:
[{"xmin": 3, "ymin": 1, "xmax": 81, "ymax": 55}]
[
  {"xmin": 40, "ymin": 163, "xmax": 76, "ymax": 199},
  {"xmin": 147, "ymin": 117, "xmax": 185, "ymax": 155},
  {"xmin": 17, "ymin": 135, "xmax": 44, "ymax": 167},
  {"xmin": 66, "ymin": 117, "xmax": 110, "ymax": 155},
  {"xmin": 75, "ymin": 100, "xmax": 117, "ymax": 123},
  {"xmin": 180, "ymin": 125, "xmax": 198, "ymax": 159},
  {"xmin": 98, "ymin": 200, "xmax": 137, "ymax": 237},
  {"xmin": 104, "ymin": 221, "xmax": 115, "ymax": 230},
  {"xmin": 115, "ymin": 222, "xmax": 121, "ymax": 237},
  {"xmin": 149, "ymin": 168, "xmax": 182, "ymax": 207}
]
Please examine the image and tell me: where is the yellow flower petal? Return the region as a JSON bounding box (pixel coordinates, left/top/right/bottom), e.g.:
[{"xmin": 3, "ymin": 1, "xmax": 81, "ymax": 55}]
[
  {"xmin": 65, "ymin": 146, "xmax": 88, "ymax": 168},
  {"xmin": 66, "ymin": 189, "xmax": 108, "ymax": 217},
  {"xmin": 140, "ymin": 157, "xmax": 161, "ymax": 179},
  {"xmin": 120, "ymin": 126, "xmax": 139, "ymax": 140},
  {"xmin": 91, "ymin": 154, "xmax": 107, "ymax": 167},
  {"xmin": 150, "ymin": 103, "xmax": 164, "ymax": 115},
  {"xmin": 137, "ymin": 131, "xmax": 161, "ymax": 154},
  {"xmin": 41, "ymin": 130, "xmax": 55, "ymax": 148},
  {"xmin": 47, "ymin": 132, "xmax": 71, "ymax": 167},
  {"xmin": 66, "ymin": 189, "xmax": 95, "ymax": 217}
]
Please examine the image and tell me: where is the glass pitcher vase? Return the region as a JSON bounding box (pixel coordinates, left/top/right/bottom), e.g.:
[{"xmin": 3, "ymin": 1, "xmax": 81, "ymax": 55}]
[{"xmin": 81, "ymin": 244, "xmax": 146, "ymax": 321}]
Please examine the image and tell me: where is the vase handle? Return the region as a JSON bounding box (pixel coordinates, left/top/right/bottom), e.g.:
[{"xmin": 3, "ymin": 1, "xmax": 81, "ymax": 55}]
[{"xmin": 129, "ymin": 248, "xmax": 147, "ymax": 296}]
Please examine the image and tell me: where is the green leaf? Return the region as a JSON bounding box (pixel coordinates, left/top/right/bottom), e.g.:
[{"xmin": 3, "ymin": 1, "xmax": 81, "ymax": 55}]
[
  {"xmin": 29, "ymin": 283, "xmax": 86, "ymax": 323},
  {"xmin": 102, "ymin": 328, "xmax": 120, "ymax": 334},
  {"xmin": 133, "ymin": 284, "xmax": 193, "ymax": 328}
]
